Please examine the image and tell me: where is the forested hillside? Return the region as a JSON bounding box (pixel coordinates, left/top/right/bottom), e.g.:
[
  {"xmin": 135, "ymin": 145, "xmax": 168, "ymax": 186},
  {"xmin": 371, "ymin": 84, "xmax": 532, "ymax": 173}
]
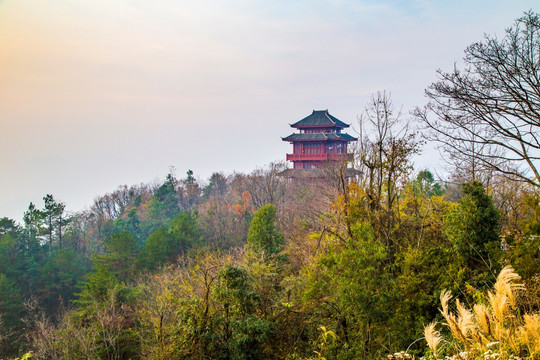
[
  {"xmin": 1, "ymin": 151, "xmax": 538, "ymax": 359},
  {"xmin": 1, "ymin": 12, "xmax": 540, "ymax": 360}
]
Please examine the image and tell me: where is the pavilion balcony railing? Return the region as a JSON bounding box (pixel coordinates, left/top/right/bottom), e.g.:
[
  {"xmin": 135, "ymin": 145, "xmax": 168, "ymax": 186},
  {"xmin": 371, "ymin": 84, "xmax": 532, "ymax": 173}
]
[{"xmin": 286, "ymin": 153, "xmax": 353, "ymax": 161}]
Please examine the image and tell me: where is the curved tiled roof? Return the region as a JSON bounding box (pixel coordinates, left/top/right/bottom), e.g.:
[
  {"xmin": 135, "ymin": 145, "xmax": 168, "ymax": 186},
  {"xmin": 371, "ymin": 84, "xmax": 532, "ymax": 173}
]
[
  {"xmin": 290, "ymin": 110, "xmax": 349, "ymax": 128},
  {"xmin": 282, "ymin": 133, "xmax": 357, "ymax": 141}
]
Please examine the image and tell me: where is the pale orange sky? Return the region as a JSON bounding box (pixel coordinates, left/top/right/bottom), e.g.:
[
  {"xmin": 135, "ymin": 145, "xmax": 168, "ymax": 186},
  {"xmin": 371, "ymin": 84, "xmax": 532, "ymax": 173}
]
[{"xmin": 1, "ymin": 0, "xmax": 537, "ymax": 220}]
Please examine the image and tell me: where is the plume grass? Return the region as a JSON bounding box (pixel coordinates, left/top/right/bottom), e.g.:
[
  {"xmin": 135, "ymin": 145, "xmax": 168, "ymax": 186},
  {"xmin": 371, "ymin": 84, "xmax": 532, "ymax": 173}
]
[
  {"xmin": 424, "ymin": 266, "xmax": 539, "ymax": 359},
  {"xmin": 424, "ymin": 322, "xmax": 442, "ymax": 357}
]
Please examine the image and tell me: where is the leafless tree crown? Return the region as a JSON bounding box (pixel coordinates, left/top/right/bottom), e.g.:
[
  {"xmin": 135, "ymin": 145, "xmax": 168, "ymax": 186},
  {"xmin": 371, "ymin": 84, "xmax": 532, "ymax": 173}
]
[{"xmin": 416, "ymin": 11, "xmax": 540, "ymax": 187}]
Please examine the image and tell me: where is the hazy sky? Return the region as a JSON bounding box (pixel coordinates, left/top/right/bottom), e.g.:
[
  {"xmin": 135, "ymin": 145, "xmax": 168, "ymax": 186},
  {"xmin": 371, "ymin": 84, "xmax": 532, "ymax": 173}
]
[{"xmin": 1, "ymin": 0, "xmax": 537, "ymax": 220}]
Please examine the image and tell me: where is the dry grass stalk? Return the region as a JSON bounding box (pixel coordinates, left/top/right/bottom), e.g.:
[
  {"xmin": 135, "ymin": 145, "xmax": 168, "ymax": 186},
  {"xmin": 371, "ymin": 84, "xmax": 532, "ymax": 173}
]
[
  {"xmin": 493, "ymin": 266, "xmax": 525, "ymax": 308},
  {"xmin": 456, "ymin": 300, "xmax": 475, "ymax": 340},
  {"xmin": 473, "ymin": 303, "xmax": 492, "ymax": 338},
  {"xmin": 424, "ymin": 322, "xmax": 442, "ymax": 357},
  {"xmin": 433, "ymin": 266, "xmax": 538, "ymax": 358},
  {"xmin": 518, "ymin": 314, "xmax": 540, "ymax": 355},
  {"xmin": 440, "ymin": 290, "xmax": 473, "ymax": 348},
  {"xmin": 489, "ymin": 266, "xmax": 524, "ymax": 328},
  {"xmin": 488, "ymin": 266, "xmax": 525, "ymax": 351}
]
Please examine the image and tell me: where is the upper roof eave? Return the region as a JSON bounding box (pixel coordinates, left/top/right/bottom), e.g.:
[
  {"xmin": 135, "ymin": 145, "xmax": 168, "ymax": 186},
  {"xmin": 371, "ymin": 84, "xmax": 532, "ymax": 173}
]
[{"xmin": 290, "ymin": 110, "xmax": 350, "ymax": 128}]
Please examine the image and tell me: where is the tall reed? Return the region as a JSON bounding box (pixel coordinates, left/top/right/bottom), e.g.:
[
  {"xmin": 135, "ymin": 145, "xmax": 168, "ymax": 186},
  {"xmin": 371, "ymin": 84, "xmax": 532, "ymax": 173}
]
[{"xmin": 424, "ymin": 266, "xmax": 539, "ymax": 359}]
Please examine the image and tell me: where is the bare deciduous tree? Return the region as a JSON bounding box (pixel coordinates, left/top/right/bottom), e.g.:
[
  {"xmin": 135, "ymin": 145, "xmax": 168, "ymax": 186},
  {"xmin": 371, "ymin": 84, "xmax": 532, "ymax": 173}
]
[
  {"xmin": 416, "ymin": 11, "xmax": 540, "ymax": 187},
  {"xmin": 353, "ymin": 91, "xmax": 421, "ymax": 253},
  {"xmin": 244, "ymin": 162, "xmax": 288, "ymax": 209}
]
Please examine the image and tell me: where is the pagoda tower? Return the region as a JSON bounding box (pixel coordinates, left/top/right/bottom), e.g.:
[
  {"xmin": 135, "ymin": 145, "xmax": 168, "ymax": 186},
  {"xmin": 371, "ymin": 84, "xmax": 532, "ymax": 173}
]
[{"xmin": 282, "ymin": 110, "xmax": 357, "ymax": 170}]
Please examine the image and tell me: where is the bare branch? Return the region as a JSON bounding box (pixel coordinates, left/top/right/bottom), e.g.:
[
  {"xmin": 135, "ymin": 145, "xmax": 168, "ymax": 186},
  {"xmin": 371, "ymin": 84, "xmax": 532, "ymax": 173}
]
[{"xmin": 417, "ymin": 11, "xmax": 540, "ymax": 187}]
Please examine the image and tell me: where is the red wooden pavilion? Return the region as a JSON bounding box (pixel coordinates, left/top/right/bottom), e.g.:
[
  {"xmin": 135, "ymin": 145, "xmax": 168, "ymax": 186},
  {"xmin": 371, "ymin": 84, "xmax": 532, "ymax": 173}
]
[{"xmin": 282, "ymin": 110, "xmax": 357, "ymax": 170}]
